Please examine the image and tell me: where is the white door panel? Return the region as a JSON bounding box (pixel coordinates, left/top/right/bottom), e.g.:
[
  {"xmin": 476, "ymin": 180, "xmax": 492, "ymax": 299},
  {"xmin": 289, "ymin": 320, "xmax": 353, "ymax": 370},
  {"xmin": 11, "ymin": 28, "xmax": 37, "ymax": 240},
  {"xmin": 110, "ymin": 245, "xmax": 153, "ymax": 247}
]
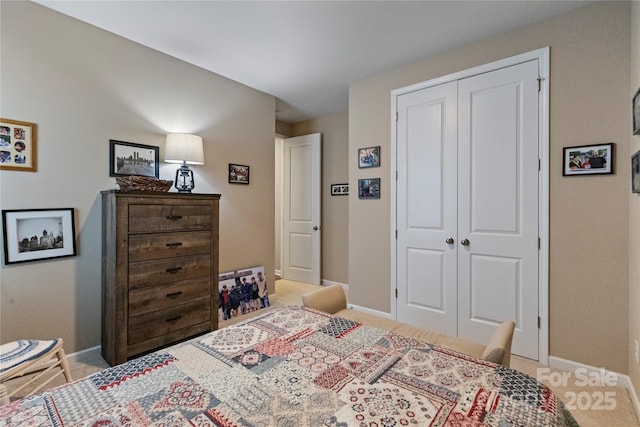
[
  {"xmin": 283, "ymin": 134, "xmax": 321, "ymax": 285},
  {"xmin": 396, "ymin": 60, "xmax": 540, "ymax": 360},
  {"xmin": 457, "ymin": 60, "xmax": 539, "ymax": 359},
  {"xmin": 397, "ymin": 82, "xmax": 458, "ymax": 336}
]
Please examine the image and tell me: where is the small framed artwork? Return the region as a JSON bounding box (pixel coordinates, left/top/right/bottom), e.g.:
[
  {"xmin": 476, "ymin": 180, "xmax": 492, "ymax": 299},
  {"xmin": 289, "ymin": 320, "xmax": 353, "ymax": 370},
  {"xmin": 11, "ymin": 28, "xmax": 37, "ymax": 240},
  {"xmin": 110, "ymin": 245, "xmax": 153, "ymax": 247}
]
[
  {"xmin": 562, "ymin": 143, "xmax": 614, "ymax": 176},
  {"xmin": 633, "ymin": 88, "xmax": 640, "ymax": 135},
  {"xmin": 331, "ymin": 183, "xmax": 349, "ymax": 196},
  {"xmin": 109, "ymin": 140, "xmax": 159, "ymax": 178},
  {"xmin": 2, "ymin": 208, "xmax": 77, "ymax": 265},
  {"xmin": 229, "ymin": 163, "xmax": 250, "ymax": 184},
  {"xmin": 358, "ymin": 178, "xmax": 380, "ymax": 199},
  {"xmin": 632, "ymin": 150, "xmax": 640, "ymax": 193},
  {"xmin": 358, "ymin": 146, "xmax": 380, "ymax": 169},
  {"xmin": 0, "ymin": 118, "xmax": 37, "ymax": 172}
]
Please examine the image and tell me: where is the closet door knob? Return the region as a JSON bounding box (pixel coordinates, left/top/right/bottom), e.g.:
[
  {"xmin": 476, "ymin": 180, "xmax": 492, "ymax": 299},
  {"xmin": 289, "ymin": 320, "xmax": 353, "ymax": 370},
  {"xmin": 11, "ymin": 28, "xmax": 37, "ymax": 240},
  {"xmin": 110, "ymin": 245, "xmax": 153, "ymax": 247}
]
[
  {"xmin": 446, "ymin": 237, "xmax": 454, "ymax": 244},
  {"xmin": 460, "ymin": 239, "xmax": 470, "ymax": 246}
]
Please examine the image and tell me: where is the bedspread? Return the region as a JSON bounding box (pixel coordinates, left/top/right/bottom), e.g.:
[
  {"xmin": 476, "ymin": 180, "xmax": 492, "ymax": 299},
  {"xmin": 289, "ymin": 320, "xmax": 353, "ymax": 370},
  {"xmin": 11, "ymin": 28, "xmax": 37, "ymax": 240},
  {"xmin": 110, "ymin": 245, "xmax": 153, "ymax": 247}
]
[{"xmin": 0, "ymin": 306, "xmax": 578, "ymax": 426}]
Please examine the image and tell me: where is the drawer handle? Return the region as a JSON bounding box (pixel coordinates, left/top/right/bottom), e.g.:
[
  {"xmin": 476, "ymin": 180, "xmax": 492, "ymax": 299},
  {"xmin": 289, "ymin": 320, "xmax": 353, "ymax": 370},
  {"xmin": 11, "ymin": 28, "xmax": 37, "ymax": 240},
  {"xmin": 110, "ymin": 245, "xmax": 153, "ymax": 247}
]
[
  {"xmin": 166, "ymin": 267, "xmax": 182, "ymax": 274},
  {"xmin": 166, "ymin": 315, "xmax": 182, "ymax": 323},
  {"xmin": 166, "ymin": 215, "xmax": 183, "ymax": 221},
  {"xmin": 166, "ymin": 242, "xmax": 183, "ymax": 248},
  {"xmin": 166, "ymin": 291, "xmax": 183, "ymax": 298}
]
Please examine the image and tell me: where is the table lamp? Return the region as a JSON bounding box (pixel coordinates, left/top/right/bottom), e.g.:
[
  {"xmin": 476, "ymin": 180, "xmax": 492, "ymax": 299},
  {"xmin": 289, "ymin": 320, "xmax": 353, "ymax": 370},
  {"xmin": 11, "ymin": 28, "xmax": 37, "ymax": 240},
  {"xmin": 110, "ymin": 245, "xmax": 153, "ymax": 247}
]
[{"xmin": 164, "ymin": 133, "xmax": 204, "ymax": 193}]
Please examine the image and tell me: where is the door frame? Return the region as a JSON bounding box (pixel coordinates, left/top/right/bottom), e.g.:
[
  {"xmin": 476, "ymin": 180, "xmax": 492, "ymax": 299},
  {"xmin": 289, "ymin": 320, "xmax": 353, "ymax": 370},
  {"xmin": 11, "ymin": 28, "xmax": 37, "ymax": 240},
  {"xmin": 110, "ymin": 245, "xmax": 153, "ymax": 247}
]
[{"xmin": 390, "ymin": 47, "xmax": 550, "ymax": 364}]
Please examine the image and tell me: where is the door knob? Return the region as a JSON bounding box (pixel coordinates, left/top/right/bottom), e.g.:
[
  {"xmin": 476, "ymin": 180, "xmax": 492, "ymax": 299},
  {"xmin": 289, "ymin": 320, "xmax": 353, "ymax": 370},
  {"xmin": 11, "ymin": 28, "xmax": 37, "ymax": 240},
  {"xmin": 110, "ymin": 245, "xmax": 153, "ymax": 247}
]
[
  {"xmin": 460, "ymin": 239, "xmax": 470, "ymax": 246},
  {"xmin": 446, "ymin": 237, "xmax": 454, "ymax": 244},
  {"xmin": 313, "ymin": 226, "xmax": 319, "ymax": 231}
]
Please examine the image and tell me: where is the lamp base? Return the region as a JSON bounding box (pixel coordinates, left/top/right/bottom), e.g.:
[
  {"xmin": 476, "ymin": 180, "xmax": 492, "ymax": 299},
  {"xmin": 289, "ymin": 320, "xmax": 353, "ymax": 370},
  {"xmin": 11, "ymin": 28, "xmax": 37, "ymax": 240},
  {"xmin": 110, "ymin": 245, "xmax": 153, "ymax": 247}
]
[{"xmin": 174, "ymin": 163, "xmax": 195, "ymax": 193}]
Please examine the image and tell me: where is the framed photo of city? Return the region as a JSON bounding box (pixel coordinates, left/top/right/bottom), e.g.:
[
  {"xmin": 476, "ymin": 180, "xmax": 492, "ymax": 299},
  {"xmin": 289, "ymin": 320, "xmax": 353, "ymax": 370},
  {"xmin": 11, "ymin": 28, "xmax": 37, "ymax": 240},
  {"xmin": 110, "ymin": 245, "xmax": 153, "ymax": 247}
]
[
  {"xmin": 562, "ymin": 143, "xmax": 614, "ymax": 176},
  {"xmin": 358, "ymin": 146, "xmax": 380, "ymax": 169},
  {"xmin": 0, "ymin": 118, "xmax": 37, "ymax": 172},
  {"xmin": 2, "ymin": 208, "xmax": 76, "ymax": 265},
  {"xmin": 358, "ymin": 178, "xmax": 381, "ymax": 199},
  {"xmin": 109, "ymin": 139, "xmax": 159, "ymax": 178}
]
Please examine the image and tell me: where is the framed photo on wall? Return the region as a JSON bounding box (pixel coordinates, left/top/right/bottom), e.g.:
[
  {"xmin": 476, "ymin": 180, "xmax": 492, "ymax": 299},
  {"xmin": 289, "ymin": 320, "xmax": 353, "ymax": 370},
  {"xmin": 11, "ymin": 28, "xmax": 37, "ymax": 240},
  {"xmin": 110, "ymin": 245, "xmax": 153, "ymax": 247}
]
[
  {"xmin": 633, "ymin": 88, "xmax": 640, "ymax": 135},
  {"xmin": 109, "ymin": 140, "xmax": 159, "ymax": 178},
  {"xmin": 2, "ymin": 208, "xmax": 77, "ymax": 265},
  {"xmin": 331, "ymin": 183, "xmax": 349, "ymax": 196},
  {"xmin": 229, "ymin": 163, "xmax": 250, "ymax": 184},
  {"xmin": 358, "ymin": 178, "xmax": 380, "ymax": 199},
  {"xmin": 633, "ymin": 150, "xmax": 640, "ymax": 194},
  {"xmin": 562, "ymin": 143, "xmax": 614, "ymax": 176},
  {"xmin": 0, "ymin": 118, "xmax": 37, "ymax": 172},
  {"xmin": 358, "ymin": 146, "xmax": 380, "ymax": 168}
]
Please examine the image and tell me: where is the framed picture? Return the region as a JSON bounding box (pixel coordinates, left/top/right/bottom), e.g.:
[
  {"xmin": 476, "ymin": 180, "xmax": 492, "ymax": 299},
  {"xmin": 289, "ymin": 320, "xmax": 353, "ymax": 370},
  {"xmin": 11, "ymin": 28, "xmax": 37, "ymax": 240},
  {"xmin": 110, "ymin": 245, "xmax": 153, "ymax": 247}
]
[
  {"xmin": 229, "ymin": 163, "xmax": 250, "ymax": 184},
  {"xmin": 358, "ymin": 146, "xmax": 380, "ymax": 169},
  {"xmin": 633, "ymin": 150, "xmax": 640, "ymax": 193},
  {"xmin": 331, "ymin": 183, "xmax": 349, "ymax": 196},
  {"xmin": 2, "ymin": 208, "xmax": 77, "ymax": 265},
  {"xmin": 0, "ymin": 118, "xmax": 37, "ymax": 172},
  {"xmin": 109, "ymin": 139, "xmax": 159, "ymax": 178},
  {"xmin": 358, "ymin": 178, "xmax": 380, "ymax": 199},
  {"xmin": 562, "ymin": 143, "xmax": 614, "ymax": 176},
  {"xmin": 633, "ymin": 88, "xmax": 640, "ymax": 136},
  {"xmin": 218, "ymin": 266, "xmax": 267, "ymax": 321}
]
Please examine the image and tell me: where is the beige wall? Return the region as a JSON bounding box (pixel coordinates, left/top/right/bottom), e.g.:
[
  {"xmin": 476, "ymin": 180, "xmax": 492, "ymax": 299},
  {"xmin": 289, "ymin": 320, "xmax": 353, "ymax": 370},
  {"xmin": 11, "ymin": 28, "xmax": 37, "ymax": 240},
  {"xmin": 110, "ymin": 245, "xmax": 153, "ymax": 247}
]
[
  {"xmin": 629, "ymin": 0, "xmax": 640, "ymax": 400},
  {"xmin": 349, "ymin": 2, "xmax": 631, "ymax": 372},
  {"xmin": 0, "ymin": 2, "xmax": 275, "ymax": 354},
  {"xmin": 292, "ymin": 111, "xmax": 349, "ymax": 285}
]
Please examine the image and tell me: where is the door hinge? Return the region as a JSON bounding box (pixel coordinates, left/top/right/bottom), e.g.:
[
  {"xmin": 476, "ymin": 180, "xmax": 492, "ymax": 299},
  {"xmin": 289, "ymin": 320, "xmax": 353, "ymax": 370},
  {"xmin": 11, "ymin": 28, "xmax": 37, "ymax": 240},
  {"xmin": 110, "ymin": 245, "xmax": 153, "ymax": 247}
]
[
  {"xmin": 395, "ymin": 288, "xmax": 398, "ymax": 298},
  {"xmin": 395, "ymin": 229, "xmax": 398, "ymax": 239},
  {"xmin": 538, "ymin": 237, "xmax": 541, "ymax": 249},
  {"xmin": 396, "ymin": 170, "xmax": 398, "ymax": 181},
  {"xmin": 537, "ymin": 77, "xmax": 544, "ymax": 92},
  {"xmin": 396, "ymin": 112, "xmax": 399, "ymax": 122},
  {"xmin": 538, "ymin": 158, "xmax": 541, "ymax": 171},
  {"xmin": 538, "ymin": 316, "xmax": 541, "ymax": 329}
]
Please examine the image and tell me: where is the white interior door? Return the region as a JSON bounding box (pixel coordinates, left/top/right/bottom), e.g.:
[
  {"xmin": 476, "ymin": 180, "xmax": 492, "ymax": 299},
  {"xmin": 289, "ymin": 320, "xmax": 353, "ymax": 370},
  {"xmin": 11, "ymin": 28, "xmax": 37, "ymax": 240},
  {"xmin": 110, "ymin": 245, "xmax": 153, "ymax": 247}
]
[
  {"xmin": 396, "ymin": 82, "xmax": 458, "ymax": 336},
  {"xmin": 395, "ymin": 60, "xmax": 540, "ymax": 360},
  {"xmin": 457, "ymin": 60, "xmax": 539, "ymax": 359},
  {"xmin": 283, "ymin": 133, "xmax": 321, "ymax": 285}
]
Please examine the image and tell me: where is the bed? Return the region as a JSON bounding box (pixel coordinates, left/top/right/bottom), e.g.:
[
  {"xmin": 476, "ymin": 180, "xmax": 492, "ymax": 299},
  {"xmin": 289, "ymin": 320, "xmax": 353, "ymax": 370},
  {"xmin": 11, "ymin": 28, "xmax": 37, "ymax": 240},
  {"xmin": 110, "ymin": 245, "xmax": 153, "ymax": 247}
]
[{"xmin": 0, "ymin": 306, "xmax": 578, "ymax": 426}]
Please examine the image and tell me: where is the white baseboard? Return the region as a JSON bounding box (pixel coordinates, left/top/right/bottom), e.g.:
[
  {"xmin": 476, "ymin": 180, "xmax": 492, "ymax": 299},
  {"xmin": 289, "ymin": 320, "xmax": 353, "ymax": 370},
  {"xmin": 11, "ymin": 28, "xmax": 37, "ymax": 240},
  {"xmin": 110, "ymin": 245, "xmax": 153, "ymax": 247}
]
[
  {"xmin": 321, "ymin": 279, "xmax": 348, "ymax": 292},
  {"xmin": 347, "ymin": 304, "xmax": 393, "ymax": 320},
  {"xmin": 549, "ymin": 356, "xmax": 640, "ymax": 419},
  {"xmin": 274, "ymin": 269, "xmax": 282, "ymax": 277},
  {"xmin": 66, "ymin": 345, "xmax": 102, "ymax": 363}
]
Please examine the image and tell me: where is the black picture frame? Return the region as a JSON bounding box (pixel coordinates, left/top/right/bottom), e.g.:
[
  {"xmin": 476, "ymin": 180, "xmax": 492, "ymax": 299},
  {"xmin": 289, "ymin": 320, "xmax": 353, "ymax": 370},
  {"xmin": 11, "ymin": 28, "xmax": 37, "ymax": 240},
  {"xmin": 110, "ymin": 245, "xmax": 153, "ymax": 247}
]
[
  {"xmin": 562, "ymin": 143, "xmax": 614, "ymax": 176},
  {"xmin": 331, "ymin": 183, "xmax": 349, "ymax": 196},
  {"xmin": 2, "ymin": 208, "xmax": 77, "ymax": 265},
  {"xmin": 358, "ymin": 178, "xmax": 380, "ymax": 199},
  {"xmin": 229, "ymin": 163, "xmax": 250, "ymax": 184},
  {"xmin": 633, "ymin": 150, "xmax": 640, "ymax": 194},
  {"xmin": 633, "ymin": 88, "xmax": 640, "ymax": 136},
  {"xmin": 358, "ymin": 146, "xmax": 380, "ymax": 169},
  {"xmin": 109, "ymin": 139, "xmax": 159, "ymax": 178}
]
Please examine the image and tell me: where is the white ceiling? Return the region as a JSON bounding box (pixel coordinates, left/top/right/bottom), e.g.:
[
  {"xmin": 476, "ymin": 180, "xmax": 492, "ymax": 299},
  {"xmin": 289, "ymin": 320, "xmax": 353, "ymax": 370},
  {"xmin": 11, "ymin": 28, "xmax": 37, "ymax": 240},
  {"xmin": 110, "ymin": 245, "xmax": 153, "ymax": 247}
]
[{"xmin": 35, "ymin": 0, "xmax": 591, "ymax": 123}]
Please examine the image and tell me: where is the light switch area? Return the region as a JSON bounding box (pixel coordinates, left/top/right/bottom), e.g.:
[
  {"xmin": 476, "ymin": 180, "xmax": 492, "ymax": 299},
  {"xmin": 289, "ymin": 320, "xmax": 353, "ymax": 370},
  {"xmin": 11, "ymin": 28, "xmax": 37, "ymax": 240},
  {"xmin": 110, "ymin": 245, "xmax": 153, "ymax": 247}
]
[{"xmin": 635, "ymin": 339, "xmax": 639, "ymax": 365}]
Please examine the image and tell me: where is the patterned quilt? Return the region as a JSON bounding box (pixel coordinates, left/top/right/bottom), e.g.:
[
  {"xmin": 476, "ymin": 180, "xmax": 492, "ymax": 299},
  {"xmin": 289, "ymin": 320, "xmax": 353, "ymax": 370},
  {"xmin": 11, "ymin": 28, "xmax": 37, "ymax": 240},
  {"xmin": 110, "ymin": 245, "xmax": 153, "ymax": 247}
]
[{"xmin": 0, "ymin": 306, "xmax": 578, "ymax": 426}]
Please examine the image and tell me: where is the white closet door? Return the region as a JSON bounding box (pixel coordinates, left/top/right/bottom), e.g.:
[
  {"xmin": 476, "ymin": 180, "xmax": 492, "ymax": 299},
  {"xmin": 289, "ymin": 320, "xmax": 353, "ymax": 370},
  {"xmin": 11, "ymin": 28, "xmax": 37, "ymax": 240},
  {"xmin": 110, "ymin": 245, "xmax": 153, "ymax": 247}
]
[
  {"xmin": 457, "ymin": 60, "xmax": 540, "ymax": 359},
  {"xmin": 396, "ymin": 82, "xmax": 458, "ymax": 336}
]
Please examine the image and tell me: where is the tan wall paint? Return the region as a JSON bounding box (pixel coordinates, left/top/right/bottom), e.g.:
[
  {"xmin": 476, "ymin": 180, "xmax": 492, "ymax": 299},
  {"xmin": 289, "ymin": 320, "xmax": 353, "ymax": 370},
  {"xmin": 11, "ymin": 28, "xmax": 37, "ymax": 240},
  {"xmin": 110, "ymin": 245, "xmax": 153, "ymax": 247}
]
[
  {"xmin": 292, "ymin": 111, "xmax": 349, "ymax": 284},
  {"xmin": 275, "ymin": 121, "xmax": 293, "ymax": 137},
  {"xmin": 0, "ymin": 2, "xmax": 275, "ymax": 353},
  {"xmin": 349, "ymin": 2, "xmax": 631, "ymax": 372},
  {"xmin": 629, "ymin": 0, "xmax": 640, "ymax": 400}
]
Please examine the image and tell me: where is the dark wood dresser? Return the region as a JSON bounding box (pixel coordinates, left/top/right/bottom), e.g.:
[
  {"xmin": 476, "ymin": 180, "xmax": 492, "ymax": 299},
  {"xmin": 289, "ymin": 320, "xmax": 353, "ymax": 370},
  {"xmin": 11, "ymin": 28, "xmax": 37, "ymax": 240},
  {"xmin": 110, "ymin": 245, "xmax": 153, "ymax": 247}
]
[{"xmin": 101, "ymin": 190, "xmax": 220, "ymax": 366}]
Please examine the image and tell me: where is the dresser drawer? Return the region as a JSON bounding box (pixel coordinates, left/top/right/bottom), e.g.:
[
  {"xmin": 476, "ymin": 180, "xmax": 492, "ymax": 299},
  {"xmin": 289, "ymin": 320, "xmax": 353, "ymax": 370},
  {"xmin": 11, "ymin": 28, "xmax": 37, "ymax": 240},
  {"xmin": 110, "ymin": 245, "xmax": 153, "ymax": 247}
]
[
  {"xmin": 129, "ymin": 277, "xmax": 211, "ymax": 316},
  {"xmin": 129, "ymin": 231, "xmax": 211, "ymax": 262},
  {"xmin": 129, "ymin": 204, "xmax": 212, "ymax": 233},
  {"xmin": 129, "ymin": 254, "xmax": 211, "ymax": 290},
  {"xmin": 128, "ymin": 298, "xmax": 211, "ymax": 345}
]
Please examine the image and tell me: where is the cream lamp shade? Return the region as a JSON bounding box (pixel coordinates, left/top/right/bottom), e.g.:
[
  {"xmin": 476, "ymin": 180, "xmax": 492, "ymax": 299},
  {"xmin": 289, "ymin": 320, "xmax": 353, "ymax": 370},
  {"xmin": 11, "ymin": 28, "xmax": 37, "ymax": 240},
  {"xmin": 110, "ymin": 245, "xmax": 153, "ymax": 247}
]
[
  {"xmin": 164, "ymin": 133, "xmax": 204, "ymax": 164},
  {"xmin": 164, "ymin": 133, "xmax": 204, "ymax": 193}
]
